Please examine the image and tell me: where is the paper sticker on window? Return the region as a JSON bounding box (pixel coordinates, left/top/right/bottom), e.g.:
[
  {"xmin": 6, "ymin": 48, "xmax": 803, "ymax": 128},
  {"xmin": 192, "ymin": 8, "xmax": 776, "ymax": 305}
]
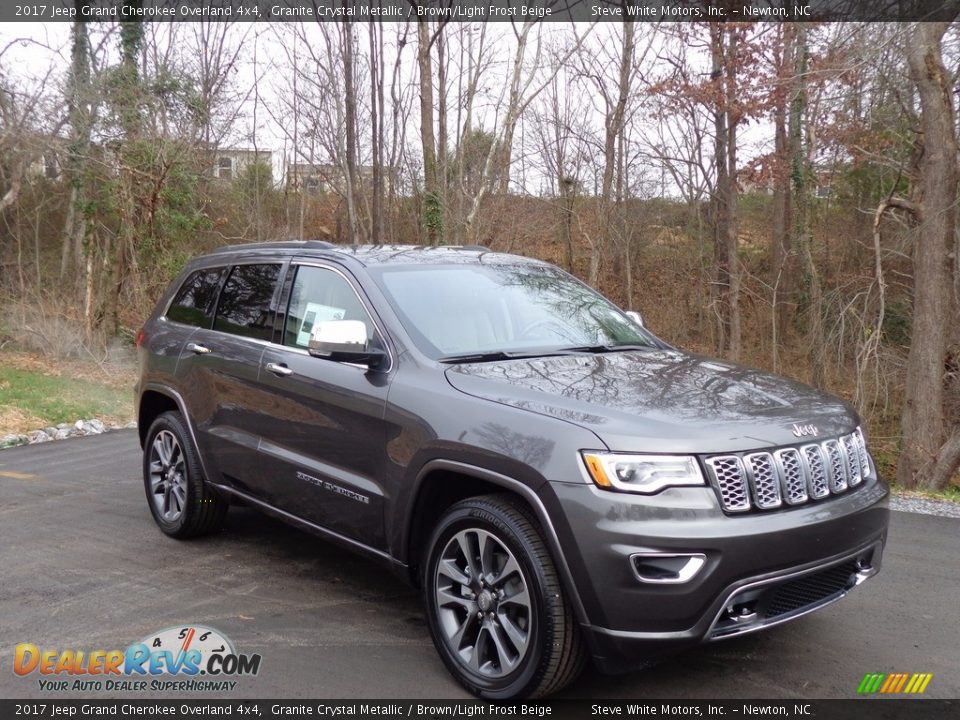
[{"xmin": 297, "ymin": 302, "xmax": 345, "ymax": 346}]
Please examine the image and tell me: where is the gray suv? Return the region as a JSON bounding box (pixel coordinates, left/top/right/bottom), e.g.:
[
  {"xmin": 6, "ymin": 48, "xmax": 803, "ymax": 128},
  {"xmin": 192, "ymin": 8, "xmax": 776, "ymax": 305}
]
[{"xmin": 135, "ymin": 241, "xmax": 889, "ymax": 698}]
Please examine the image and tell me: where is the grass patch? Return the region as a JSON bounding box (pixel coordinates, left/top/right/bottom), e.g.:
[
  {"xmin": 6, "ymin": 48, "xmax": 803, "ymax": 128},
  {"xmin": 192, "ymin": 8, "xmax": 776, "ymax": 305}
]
[
  {"xmin": 891, "ymin": 484, "xmax": 960, "ymax": 504},
  {"xmin": 0, "ymin": 364, "xmax": 133, "ymax": 433}
]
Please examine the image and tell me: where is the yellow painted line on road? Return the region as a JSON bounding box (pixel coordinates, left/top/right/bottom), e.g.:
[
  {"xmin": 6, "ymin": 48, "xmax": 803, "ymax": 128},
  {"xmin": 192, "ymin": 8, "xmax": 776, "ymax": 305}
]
[{"xmin": 0, "ymin": 469, "xmax": 37, "ymax": 480}]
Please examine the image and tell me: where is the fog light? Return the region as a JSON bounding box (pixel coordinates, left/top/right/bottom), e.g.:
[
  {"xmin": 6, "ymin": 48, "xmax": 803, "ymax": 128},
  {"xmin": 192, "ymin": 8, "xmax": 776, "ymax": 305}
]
[{"xmin": 630, "ymin": 552, "xmax": 706, "ymax": 584}]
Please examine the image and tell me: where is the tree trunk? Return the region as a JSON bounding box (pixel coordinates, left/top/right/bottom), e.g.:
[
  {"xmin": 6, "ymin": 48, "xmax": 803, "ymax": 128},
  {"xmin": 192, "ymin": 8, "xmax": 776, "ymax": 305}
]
[
  {"xmin": 341, "ymin": 21, "xmax": 362, "ymax": 243},
  {"xmin": 589, "ymin": 18, "xmax": 635, "ymax": 289},
  {"xmin": 110, "ymin": 12, "xmax": 143, "ymax": 337},
  {"xmin": 709, "ymin": 24, "xmax": 733, "ymax": 357},
  {"xmin": 789, "ymin": 24, "xmax": 825, "ymax": 387},
  {"xmin": 61, "ymin": 5, "xmax": 92, "ymax": 282},
  {"xmin": 368, "ymin": 21, "xmax": 385, "ymax": 243},
  {"xmin": 898, "ymin": 21, "xmax": 959, "ymax": 489},
  {"xmin": 417, "ymin": 20, "xmax": 441, "ymax": 244},
  {"xmin": 725, "ymin": 29, "xmax": 741, "ymax": 362},
  {"xmin": 770, "ymin": 25, "xmax": 793, "ymax": 366}
]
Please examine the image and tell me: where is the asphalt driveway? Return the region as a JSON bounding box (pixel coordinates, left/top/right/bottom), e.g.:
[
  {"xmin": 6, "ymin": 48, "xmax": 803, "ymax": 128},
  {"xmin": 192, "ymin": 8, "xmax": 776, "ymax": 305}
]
[{"xmin": 1, "ymin": 431, "xmax": 957, "ymax": 699}]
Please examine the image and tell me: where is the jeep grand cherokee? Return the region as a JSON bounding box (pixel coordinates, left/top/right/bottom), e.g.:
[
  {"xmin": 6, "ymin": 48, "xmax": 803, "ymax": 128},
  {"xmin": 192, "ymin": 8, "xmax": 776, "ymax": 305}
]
[{"xmin": 135, "ymin": 241, "xmax": 888, "ymax": 698}]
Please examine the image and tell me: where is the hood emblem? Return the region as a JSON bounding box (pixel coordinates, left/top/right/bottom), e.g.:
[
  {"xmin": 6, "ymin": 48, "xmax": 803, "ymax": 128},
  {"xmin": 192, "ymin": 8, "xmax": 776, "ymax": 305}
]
[{"xmin": 792, "ymin": 423, "xmax": 820, "ymax": 438}]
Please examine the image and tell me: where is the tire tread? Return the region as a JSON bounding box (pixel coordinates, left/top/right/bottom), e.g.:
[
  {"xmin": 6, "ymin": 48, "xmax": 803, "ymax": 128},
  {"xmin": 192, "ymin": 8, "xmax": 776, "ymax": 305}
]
[
  {"xmin": 145, "ymin": 411, "xmax": 227, "ymax": 539},
  {"xmin": 428, "ymin": 493, "xmax": 586, "ymax": 698}
]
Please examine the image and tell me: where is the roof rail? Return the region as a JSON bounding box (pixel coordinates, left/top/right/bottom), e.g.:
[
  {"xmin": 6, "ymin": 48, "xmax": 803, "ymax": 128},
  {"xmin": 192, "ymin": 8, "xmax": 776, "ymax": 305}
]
[
  {"xmin": 456, "ymin": 244, "xmax": 490, "ymax": 251},
  {"xmin": 209, "ymin": 240, "xmax": 337, "ymax": 254}
]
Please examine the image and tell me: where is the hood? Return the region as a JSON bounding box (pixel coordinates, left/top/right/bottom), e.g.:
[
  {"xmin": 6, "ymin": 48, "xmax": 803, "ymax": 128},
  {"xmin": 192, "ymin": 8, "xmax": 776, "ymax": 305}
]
[{"xmin": 445, "ymin": 350, "xmax": 858, "ymax": 454}]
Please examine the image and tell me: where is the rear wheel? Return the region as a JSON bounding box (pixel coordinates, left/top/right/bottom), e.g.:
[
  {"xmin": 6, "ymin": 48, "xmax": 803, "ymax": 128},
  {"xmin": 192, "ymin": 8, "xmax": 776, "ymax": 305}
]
[
  {"xmin": 143, "ymin": 411, "xmax": 227, "ymax": 538},
  {"xmin": 424, "ymin": 494, "xmax": 586, "ymax": 699}
]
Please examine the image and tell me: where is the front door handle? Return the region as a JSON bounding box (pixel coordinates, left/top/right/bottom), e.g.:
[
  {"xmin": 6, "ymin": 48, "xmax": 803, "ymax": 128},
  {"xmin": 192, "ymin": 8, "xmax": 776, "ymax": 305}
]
[
  {"xmin": 186, "ymin": 342, "xmax": 211, "ymax": 355},
  {"xmin": 265, "ymin": 362, "xmax": 293, "ymax": 377}
]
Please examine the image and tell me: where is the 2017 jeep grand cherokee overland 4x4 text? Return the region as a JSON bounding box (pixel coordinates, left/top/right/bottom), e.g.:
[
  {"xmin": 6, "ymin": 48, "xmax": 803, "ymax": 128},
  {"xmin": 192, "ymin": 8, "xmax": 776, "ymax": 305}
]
[{"xmin": 135, "ymin": 242, "xmax": 888, "ymax": 699}]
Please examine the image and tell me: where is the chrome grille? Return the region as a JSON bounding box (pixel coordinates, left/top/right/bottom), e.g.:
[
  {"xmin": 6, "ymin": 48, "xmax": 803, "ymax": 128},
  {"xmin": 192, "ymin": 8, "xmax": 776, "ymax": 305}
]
[
  {"xmin": 802, "ymin": 444, "xmax": 830, "ymax": 499},
  {"xmin": 705, "ymin": 429, "xmax": 872, "ymax": 513},
  {"xmin": 775, "ymin": 448, "xmax": 808, "ymax": 505},
  {"xmin": 745, "ymin": 452, "xmax": 782, "ymax": 509},
  {"xmin": 703, "ymin": 456, "xmax": 750, "ymax": 512},
  {"xmin": 853, "ymin": 428, "xmax": 870, "ymax": 480},
  {"xmin": 841, "ymin": 434, "xmax": 862, "ymax": 487},
  {"xmin": 823, "ymin": 439, "xmax": 848, "ymax": 493}
]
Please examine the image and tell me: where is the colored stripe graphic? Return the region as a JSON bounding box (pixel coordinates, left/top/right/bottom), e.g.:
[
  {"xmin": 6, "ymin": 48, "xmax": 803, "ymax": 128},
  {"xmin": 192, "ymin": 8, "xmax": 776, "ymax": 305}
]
[
  {"xmin": 857, "ymin": 673, "xmax": 881, "ymax": 694},
  {"xmin": 858, "ymin": 672, "xmax": 932, "ymax": 695}
]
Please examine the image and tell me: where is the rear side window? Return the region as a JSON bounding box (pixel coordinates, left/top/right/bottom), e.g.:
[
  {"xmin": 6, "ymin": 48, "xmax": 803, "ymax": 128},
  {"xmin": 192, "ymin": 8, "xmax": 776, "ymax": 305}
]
[
  {"xmin": 166, "ymin": 268, "xmax": 224, "ymax": 328},
  {"xmin": 213, "ymin": 264, "xmax": 282, "ymax": 341}
]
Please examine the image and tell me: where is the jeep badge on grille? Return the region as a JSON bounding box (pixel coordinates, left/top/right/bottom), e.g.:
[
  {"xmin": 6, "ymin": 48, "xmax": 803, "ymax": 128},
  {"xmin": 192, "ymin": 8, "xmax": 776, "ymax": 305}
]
[{"xmin": 792, "ymin": 423, "xmax": 820, "ymax": 438}]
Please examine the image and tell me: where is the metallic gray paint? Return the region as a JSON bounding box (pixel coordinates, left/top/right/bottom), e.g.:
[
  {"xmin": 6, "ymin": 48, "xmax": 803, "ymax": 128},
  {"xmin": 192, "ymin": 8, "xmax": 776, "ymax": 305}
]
[{"xmin": 137, "ymin": 243, "xmax": 890, "ymax": 671}]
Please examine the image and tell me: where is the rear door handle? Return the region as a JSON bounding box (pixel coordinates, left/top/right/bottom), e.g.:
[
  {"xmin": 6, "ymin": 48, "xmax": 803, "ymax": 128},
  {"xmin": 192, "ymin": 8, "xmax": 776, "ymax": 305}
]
[
  {"xmin": 265, "ymin": 362, "xmax": 293, "ymax": 377},
  {"xmin": 186, "ymin": 342, "xmax": 211, "ymax": 355}
]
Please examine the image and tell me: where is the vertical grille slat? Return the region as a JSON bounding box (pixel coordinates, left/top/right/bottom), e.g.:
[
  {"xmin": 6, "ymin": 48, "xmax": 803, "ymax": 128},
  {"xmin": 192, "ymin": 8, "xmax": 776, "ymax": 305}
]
[
  {"xmin": 841, "ymin": 434, "xmax": 863, "ymax": 487},
  {"xmin": 745, "ymin": 452, "xmax": 782, "ymax": 509},
  {"xmin": 802, "ymin": 444, "xmax": 831, "ymax": 499},
  {"xmin": 775, "ymin": 448, "xmax": 808, "ymax": 505},
  {"xmin": 704, "ymin": 456, "xmax": 750, "ymax": 512},
  {"xmin": 823, "ymin": 439, "xmax": 849, "ymax": 493},
  {"xmin": 705, "ymin": 431, "xmax": 871, "ymax": 513},
  {"xmin": 853, "ymin": 427, "xmax": 871, "ymax": 479}
]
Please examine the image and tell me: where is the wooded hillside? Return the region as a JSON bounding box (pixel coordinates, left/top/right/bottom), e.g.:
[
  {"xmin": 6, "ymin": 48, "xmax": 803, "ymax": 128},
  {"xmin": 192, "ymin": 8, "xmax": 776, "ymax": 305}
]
[{"xmin": 1, "ymin": 17, "xmax": 958, "ymax": 489}]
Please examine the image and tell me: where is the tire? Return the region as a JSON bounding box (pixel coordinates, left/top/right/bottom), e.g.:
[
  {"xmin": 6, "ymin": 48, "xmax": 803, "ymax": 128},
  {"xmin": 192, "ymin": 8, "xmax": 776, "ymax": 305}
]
[
  {"xmin": 423, "ymin": 493, "xmax": 586, "ymax": 699},
  {"xmin": 142, "ymin": 411, "xmax": 227, "ymax": 539}
]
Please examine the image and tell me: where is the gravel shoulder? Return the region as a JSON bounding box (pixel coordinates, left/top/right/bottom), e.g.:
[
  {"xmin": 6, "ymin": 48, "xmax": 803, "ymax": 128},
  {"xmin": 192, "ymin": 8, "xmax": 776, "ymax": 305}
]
[{"xmin": 890, "ymin": 491, "xmax": 960, "ymax": 518}]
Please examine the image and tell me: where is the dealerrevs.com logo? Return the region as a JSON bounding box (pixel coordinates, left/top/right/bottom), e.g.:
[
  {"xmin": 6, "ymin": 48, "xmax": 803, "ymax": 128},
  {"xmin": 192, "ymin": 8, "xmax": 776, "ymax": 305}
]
[{"xmin": 14, "ymin": 625, "xmax": 262, "ymax": 693}]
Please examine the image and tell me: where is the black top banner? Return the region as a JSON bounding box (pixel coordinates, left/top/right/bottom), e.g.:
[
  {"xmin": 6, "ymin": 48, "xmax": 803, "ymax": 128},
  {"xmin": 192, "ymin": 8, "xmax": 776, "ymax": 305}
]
[{"xmin": 5, "ymin": 0, "xmax": 960, "ymax": 23}]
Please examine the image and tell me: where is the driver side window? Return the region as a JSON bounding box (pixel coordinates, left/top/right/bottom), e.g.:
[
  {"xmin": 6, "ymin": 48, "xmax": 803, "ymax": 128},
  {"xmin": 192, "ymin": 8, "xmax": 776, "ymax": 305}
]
[{"xmin": 284, "ymin": 265, "xmax": 378, "ymax": 350}]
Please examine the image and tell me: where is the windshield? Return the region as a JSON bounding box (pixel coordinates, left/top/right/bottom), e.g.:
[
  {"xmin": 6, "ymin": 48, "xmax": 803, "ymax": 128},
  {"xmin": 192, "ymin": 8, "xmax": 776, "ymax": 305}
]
[{"xmin": 368, "ymin": 262, "xmax": 655, "ymax": 360}]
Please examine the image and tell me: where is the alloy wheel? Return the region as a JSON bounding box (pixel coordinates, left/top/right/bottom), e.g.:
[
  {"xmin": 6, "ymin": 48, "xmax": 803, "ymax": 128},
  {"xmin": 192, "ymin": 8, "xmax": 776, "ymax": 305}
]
[
  {"xmin": 434, "ymin": 528, "xmax": 533, "ymax": 678},
  {"xmin": 148, "ymin": 430, "xmax": 187, "ymax": 522}
]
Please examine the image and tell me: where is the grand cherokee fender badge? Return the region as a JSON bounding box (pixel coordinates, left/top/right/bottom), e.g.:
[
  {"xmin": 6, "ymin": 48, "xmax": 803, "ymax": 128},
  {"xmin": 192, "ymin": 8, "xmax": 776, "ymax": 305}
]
[
  {"xmin": 791, "ymin": 423, "xmax": 820, "ymax": 438},
  {"xmin": 296, "ymin": 471, "xmax": 370, "ymax": 504}
]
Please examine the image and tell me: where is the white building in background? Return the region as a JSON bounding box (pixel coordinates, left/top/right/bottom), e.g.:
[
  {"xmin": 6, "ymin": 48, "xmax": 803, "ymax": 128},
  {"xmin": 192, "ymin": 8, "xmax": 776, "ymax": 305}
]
[{"xmin": 212, "ymin": 147, "xmax": 273, "ymax": 181}]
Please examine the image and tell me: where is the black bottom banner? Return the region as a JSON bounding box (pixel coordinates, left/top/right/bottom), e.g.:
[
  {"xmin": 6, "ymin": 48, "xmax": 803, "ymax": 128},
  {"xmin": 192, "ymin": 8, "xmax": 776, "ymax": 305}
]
[{"xmin": 1, "ymin": 700, "xmax": 957, "ymax": 720}]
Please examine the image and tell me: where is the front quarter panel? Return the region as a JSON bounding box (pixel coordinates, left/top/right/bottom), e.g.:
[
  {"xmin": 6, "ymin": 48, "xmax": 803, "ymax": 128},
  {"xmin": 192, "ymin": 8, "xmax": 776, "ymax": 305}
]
[{"xmin": 382, "ymin": 360, "xmax": 603, "ymax": 565}]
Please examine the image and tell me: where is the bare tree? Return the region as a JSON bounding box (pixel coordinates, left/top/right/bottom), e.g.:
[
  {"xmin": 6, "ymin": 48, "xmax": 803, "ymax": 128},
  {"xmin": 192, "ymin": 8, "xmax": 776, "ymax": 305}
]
[
  {"xmin": 415, "ymin": 16, "xmax": 445, "ymax": 244},
  {"xmin": 894, "ymin": 21, "xmax": 960, "ymax": 489}
]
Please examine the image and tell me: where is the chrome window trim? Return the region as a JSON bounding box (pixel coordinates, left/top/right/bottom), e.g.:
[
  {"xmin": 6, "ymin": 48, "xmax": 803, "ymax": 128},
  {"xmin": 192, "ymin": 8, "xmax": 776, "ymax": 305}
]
[
  {"xmin": 163, "ymin": 258, "xmax": 395, "ymax": 374},
  {"xmin": 282, "ymin": 260, "xmax": 395, "ymax": 374}
]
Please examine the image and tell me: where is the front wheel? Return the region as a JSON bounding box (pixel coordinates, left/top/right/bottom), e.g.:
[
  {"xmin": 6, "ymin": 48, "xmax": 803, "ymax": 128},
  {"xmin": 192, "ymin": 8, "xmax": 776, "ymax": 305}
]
[
  {"xmin": 143, "ymin": 411, "xmax": 227, "ymax": 539},
  {"xmin": 424, "ymin": 494, "xmax": 585, "ymax": 699}
]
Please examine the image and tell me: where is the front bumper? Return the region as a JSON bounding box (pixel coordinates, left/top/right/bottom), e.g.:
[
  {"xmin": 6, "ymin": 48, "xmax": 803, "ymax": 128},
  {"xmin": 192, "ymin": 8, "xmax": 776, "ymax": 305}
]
[{"xmin": 543, "ymin": 474, "xmax": 889, "ymax": 672}]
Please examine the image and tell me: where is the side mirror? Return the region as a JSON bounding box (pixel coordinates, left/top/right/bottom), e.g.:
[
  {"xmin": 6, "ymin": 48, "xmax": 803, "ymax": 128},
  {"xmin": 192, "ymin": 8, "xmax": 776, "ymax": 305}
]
[
  {"xmin": 308, "ymin": 320, "xmax": 387, "ymax": 370},
  {"xmin": 625, "ymin": 310, "xmax": 645, "ymax": 328}
]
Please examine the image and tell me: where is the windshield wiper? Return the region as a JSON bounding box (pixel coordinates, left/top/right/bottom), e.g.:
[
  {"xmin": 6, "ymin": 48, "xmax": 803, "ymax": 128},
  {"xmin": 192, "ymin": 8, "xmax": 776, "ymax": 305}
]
[
  {"xmin": 439, "ymin": 350, "xmax": 527, "ymax": 364},
  {"xmin": 555, "ymin": 343, "xmax": 653, "ymax": 354},
  {"xmin": 438, "ymin": 349, "xmax": 580, "ymax": 364},
  {"xmin": 439, "ymin": 344, "xmax": 655, "ymax": 363}
]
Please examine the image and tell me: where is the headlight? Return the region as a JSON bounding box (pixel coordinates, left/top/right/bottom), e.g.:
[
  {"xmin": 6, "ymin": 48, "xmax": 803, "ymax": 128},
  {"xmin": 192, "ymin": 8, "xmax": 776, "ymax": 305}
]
[{"xmin": 581, "ymin": 452, "xmax": 706, "ymax": 494}]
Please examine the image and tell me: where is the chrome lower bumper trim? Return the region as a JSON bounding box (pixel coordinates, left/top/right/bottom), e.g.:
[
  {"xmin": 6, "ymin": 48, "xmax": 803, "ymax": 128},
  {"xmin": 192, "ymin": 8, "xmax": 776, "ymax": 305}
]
[{"xmin": 707, "ymin": 540, "xmax": 883, "ymax": 641}]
